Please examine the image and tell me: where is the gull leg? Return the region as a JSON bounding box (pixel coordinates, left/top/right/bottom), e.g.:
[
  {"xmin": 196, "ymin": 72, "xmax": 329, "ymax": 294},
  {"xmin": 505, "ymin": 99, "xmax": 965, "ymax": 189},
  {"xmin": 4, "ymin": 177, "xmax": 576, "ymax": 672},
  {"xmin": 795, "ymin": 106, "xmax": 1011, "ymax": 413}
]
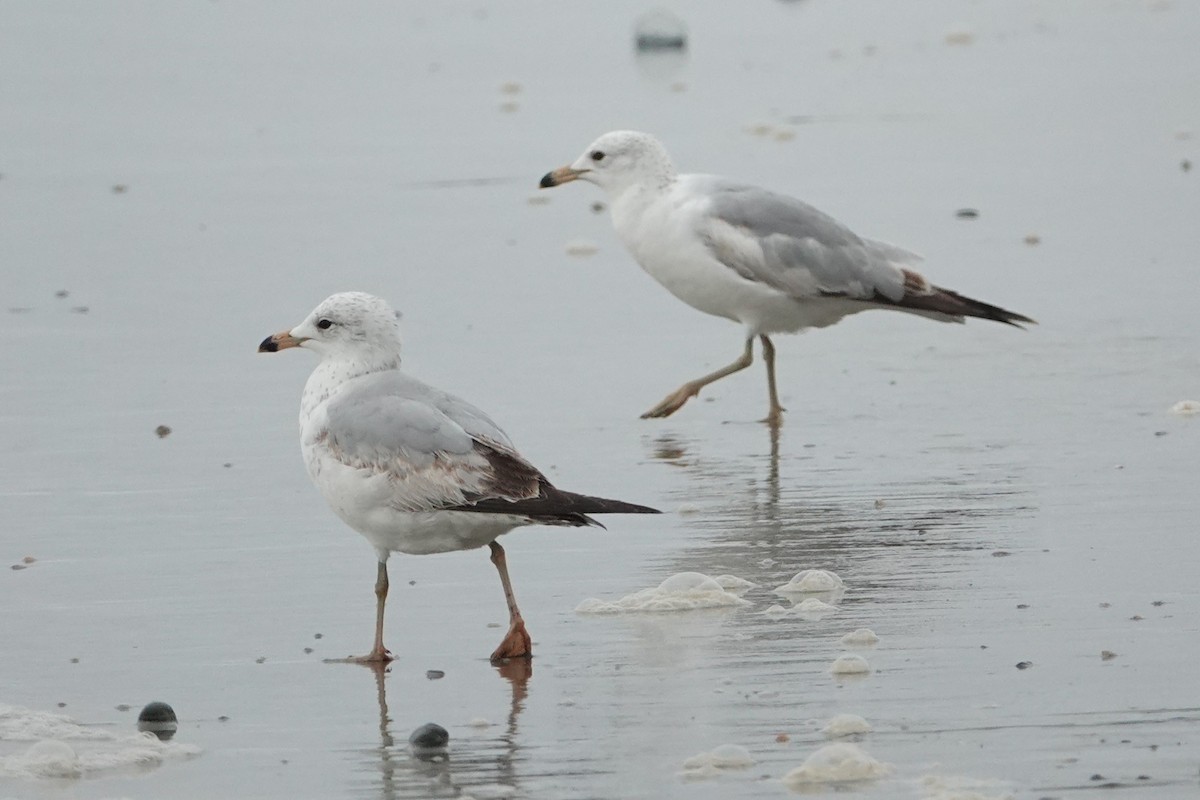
[
  {"xmin": 328, "ymin": 560, "xmax": 395, "ymax": 664},
  {"xmin": 641, "ymin": 338, "xmax": 755, "ymax": 419},
  {"xmin": 759, "ymin": 335, "xmax": 786, "ymax": 427},
  {"xmin": 488, "ymin": 541, "xmax": 532, "ymax": 663}
]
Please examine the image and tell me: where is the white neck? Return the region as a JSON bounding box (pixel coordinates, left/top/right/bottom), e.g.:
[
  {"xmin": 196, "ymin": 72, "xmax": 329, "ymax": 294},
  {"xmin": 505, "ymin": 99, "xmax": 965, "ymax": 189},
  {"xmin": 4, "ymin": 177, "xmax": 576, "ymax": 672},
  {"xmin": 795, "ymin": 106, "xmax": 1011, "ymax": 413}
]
[{"xmin": 299, "ymin": 348, "xmax": 401, "ymax": 422}]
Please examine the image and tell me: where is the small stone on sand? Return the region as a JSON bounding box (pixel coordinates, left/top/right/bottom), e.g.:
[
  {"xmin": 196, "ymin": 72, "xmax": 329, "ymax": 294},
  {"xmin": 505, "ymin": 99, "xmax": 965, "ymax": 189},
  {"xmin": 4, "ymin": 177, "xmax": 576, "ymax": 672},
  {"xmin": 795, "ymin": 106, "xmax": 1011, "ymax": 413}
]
[{"xmin": 409, "ymin": 722, "xmax": 449, "ymax": 749}]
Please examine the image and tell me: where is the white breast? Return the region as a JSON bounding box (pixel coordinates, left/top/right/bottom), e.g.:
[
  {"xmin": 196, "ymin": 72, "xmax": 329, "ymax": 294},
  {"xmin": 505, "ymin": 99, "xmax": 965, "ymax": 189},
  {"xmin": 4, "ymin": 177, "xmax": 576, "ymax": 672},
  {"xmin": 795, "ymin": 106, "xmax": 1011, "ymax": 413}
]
[{"xmin": 298, "ymin": 377, "xmax": 524, "ymax": 558}]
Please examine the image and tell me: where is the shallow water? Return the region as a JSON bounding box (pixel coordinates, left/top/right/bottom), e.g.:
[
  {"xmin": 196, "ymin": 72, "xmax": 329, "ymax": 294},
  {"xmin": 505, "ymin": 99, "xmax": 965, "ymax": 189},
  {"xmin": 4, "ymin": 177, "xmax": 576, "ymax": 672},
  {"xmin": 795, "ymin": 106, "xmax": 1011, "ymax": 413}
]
[{"xmin": 2, "ymin": 1, "xmax": 1198, "ymax": 797}]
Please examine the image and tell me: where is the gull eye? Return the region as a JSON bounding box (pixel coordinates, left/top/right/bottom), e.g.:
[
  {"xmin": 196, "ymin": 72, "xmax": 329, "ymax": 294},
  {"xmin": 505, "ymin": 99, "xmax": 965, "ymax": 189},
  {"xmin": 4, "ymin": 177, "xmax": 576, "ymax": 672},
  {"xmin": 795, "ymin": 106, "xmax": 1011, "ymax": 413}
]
[
  {"xmin": 316, "ymin": 318, "xmax": 333, "ymax": 330},
  {"xmin": 590, "ymin": 150, "xmax": 605, "ymax": 162}
]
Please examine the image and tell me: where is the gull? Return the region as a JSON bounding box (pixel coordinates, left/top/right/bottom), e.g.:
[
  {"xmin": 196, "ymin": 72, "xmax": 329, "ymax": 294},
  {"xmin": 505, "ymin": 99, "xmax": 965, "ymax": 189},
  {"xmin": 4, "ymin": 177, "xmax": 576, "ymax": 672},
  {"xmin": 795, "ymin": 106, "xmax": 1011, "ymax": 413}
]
[
  {"xmin": 540, "ymin": 130, "xmax": 1034, "ymax": 425},
  {"xmin": 258, "ymin": 292, "xmax": 659, "ymax": 664}
]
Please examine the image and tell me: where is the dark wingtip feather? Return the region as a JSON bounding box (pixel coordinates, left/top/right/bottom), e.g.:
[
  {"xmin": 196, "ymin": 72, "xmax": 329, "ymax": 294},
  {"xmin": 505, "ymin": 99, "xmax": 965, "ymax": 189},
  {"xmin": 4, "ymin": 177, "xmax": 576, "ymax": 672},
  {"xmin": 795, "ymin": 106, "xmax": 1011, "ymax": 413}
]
[{"xmin": 915, "ymin": 287, "xmax": 1036, "ymax": 329}]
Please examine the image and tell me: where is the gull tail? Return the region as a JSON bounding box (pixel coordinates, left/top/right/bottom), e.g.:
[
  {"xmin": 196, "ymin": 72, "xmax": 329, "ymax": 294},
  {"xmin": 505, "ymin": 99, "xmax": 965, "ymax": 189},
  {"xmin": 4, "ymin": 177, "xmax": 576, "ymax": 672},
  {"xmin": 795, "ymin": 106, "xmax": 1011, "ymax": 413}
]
[
  {"xmin": 453, "ymin": 487, "xmax": 660, "ymax": 528},
  {"xmin": 876, "ymin": 271, "xmax": 1036, "ymax": 328},
  {"xmin": 919, "ymin": 287, "xmax": 1037, "ymax": 328}
]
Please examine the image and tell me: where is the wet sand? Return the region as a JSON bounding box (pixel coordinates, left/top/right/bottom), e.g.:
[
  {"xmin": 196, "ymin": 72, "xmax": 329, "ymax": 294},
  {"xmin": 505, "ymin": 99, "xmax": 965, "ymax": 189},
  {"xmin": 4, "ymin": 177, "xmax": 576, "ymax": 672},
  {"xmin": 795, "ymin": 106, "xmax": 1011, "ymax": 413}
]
[{"xmin": 1, "ymin": 1, "xmax": 1198, "ymax": 797}]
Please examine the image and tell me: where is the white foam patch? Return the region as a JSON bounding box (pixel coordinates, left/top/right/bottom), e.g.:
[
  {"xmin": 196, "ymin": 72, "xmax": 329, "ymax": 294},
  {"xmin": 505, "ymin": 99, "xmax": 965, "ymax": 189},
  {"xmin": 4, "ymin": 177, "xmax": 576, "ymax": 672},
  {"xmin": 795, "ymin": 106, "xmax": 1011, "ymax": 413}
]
[
  {"xmin": 0, "ymin": 734, "xmax": 200, "ymax": 780},
  {"xmin": 1169, "ymin": 400, "xmax": 1200, "ymax": 415},
  {"xmin": 679, "ymin": 744, "xmax": 755, "ymax": 780},
  {"xmin": 576, "ymin": 572, "xmax": 753, "ymax": 614},
  {"xmin": 0, "ymin": 705, "xmax": 112, "ymax": 742},
  {"xmin": 781, "ymin": 743, "xmax": 891, "ymax": 787},
  {"xmin": 774, "ymin": 569, "xmax": 844, "ymax": 594},
  {"xmin": 840, "ymin": 628, "xmax": 879, "ymax": 647},
  {"xmin": 793, "ymin": 597, "xmax": 838, "ymax": 619},
  {"xmin": 830, "ymin": 654, "xmax": 871, "ymax": 675},
  {"xmin": 2, "ymin": 740, "xmax": 81, "ymax": 779},
  {"xmin": 822, "ymin": 714, "xmax": 872, "ymax": 738},
  {"xmin": 714, "ymin": 575, "xmax": 757, "ymax": 592},
  {"xmin": 921, "ymin": 774, "xmax": 1014, "ymax": 800}
]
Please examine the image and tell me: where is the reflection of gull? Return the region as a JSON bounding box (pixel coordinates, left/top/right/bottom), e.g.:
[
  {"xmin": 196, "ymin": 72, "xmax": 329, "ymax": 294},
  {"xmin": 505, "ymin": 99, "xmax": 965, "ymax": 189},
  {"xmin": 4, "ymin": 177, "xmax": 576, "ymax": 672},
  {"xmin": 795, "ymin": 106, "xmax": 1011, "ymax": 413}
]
[
  {"xmin": 259, "ymin": 292, "xmax": 659, "ymax": 663},
  {"xmin": 359, "ymin": 661, "xmax": 531, "ymax": 800},
  {"xmin": 540, "ymin": 131, "xmax": 1034, "ymax": 425}
]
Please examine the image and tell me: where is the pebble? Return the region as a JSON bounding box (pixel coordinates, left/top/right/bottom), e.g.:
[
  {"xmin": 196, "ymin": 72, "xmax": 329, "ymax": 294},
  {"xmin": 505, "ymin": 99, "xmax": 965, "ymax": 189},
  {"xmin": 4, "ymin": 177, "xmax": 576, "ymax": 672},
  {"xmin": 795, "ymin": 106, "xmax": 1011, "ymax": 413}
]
[
  {"xmin": 155, "ymin": 425, "xmax": 172, "ymax": 438},
  {"xmin": 944, "ymin": 29, "xmax": 975, "ymax": 46},
  {"xmin": 137, "ymin": 701, "xmax": 179, "ymax": 741},
  {"xmin": 564, "ymin": 238, "xmax": 599, "ymax": 257},
  {"xmin": 408, "ymin": 722, "xmax": 449, "ymax": 749},
  {"xmin": 634, "ymin": 9, "xmax": 687, "ymax": 51},
  {"xmin": 955, "ymin": 208, "xmax": 980, "ymax": 219}
]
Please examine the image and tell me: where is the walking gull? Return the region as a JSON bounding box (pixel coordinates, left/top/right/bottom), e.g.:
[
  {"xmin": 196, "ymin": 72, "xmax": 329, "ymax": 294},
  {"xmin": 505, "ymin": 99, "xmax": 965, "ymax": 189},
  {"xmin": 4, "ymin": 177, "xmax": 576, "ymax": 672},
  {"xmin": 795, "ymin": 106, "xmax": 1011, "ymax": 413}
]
[
  {"xmin": 540, "ymin": 130, "xmax": 1034, "ymax": 425},
  {"xmin": 258, "ymin": 292, "xmax": 659, "ymax": 664}
]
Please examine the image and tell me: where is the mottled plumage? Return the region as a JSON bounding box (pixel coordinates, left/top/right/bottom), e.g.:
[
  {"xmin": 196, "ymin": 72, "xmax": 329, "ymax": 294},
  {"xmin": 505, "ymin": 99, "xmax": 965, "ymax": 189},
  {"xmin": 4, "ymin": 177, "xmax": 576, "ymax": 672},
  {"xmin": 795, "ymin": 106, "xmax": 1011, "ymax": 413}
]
[{"xmin": 259, "ymin": 292, "xmax": 658, "ymax": 663}]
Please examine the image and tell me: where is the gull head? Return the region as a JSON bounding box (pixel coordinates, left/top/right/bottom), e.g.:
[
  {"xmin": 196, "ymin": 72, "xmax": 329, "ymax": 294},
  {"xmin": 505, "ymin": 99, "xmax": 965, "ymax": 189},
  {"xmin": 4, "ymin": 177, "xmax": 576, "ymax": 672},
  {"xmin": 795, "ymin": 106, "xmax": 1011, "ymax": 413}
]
[
  {"xmin": 258, "ymin": 292, "xmax": 403, "ymax": 364},
  {"xmin": 539, "ymin": 130, "xmax": 676, "ymax": 196}
]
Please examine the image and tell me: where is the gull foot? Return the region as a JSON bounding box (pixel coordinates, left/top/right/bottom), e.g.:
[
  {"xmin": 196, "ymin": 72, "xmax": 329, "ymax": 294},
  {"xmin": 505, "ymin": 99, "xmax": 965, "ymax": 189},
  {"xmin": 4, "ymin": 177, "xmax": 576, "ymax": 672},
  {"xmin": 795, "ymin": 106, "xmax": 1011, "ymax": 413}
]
[
  {"xmin": 759, "ymin": 407, "xmax": 786, "ymax": 427},
  {"xmin": 640, "ymin": 385, "xmax": 700, "ymax": 419},
  {"xmin": 324, "ymin": 647, "xmax": 395, "ymax": 665},
  {"xmin": 489, "ymin": 621, "xmax": 532, "ymax": 663}
]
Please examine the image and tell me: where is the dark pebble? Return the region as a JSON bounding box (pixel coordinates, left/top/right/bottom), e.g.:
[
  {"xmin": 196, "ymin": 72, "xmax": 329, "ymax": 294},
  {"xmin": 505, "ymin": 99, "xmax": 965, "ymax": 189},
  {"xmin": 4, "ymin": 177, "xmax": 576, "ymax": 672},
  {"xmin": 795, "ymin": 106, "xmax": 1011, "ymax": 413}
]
[
  {"xmin": 1016, "ymin": 661, "xmax": 1032, "ymax": 670},
  {"xmin": 155, "ymin": 425, "xmax": 172, "ymax": 438},
  {"xmin": 426, "ymin": 670, "xmax": 445, "ymax": 680},
  {"xmin": 408, "ymin": 722, "xmax": 449, "ymax": 749},
  {"xmin": 955, "ymin": 208, "xmax": 980, "ymax": 219},
  {"xmin": 137, "ymin": 701, "xmax": 179, "ymax": 741}
]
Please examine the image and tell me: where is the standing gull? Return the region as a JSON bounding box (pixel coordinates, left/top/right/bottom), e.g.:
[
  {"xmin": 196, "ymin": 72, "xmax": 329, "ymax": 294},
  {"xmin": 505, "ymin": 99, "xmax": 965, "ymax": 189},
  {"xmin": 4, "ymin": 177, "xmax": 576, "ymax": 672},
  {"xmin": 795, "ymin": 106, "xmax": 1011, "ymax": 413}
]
[
  {"xmin": 540, "ymin": 131, "xmax": 1034, "ymax": 425},
  {"xmin": 259, "ymin": 292, "xmax": 659, "ymax": 664}
]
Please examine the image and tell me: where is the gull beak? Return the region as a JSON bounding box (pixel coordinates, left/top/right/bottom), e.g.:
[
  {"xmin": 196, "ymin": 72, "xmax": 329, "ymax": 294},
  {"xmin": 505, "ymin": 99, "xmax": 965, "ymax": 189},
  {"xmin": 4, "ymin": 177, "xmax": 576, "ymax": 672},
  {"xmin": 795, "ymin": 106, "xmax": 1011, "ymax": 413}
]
[
  {"xmin": 258, "ymin": 330, "xmax": 306, "ymax": 353},
  {"xmin": 539, "ymin": 166, "xmax": 587, "ymax": 188}
]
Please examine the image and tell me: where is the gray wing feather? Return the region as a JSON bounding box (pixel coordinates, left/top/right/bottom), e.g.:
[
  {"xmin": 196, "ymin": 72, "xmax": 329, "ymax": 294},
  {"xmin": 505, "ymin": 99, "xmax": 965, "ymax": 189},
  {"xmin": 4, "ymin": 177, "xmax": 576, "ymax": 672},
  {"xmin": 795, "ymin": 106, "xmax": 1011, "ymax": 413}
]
[
  {"xmin": 698, "ymin": 179, "xmax": 916, "ymax": 302},
  {"xmin": 321, "ymin": 372, "xmax": 537, "ymax": 511}
]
